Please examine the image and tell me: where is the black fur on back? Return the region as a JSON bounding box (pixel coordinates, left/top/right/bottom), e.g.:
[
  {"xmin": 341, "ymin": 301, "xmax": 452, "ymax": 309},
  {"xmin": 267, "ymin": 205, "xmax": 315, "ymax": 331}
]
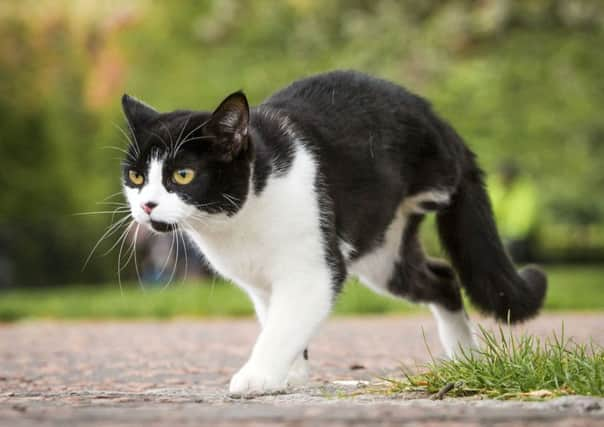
[
  {"xmin": 259, "ymin": 70, "xmax": 547, "ymax": 320},
  {"xmin": 261, "ymin": 71, "xmax": 460, "ymax": 258}
]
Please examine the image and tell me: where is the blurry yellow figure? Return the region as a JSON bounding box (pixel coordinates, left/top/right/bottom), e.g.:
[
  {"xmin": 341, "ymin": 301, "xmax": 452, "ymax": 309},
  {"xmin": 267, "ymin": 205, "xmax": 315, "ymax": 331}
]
[{"xmin": 488, "ymin": 162, "xmax": 539, "ymax": 263}]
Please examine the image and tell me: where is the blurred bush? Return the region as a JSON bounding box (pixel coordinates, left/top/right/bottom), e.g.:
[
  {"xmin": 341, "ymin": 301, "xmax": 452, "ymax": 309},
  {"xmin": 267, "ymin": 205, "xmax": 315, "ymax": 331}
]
[{"xmin": 1, "ymin": 0, "xmax": 603, "ymax": 287}]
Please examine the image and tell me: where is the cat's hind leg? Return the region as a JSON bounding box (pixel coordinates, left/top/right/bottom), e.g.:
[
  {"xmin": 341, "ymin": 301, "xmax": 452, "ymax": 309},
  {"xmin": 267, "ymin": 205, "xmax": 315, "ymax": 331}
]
[
  {"xmin": 351, "ymin": 211, "xmax": 477, "ymax": 358},
  {"xmin": 389, "ymin": 216, "xmax": 477, "ymax": 358}
]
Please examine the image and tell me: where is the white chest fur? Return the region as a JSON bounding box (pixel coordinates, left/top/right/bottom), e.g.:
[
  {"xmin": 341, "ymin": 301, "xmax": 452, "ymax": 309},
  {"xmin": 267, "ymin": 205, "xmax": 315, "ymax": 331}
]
[{"xmin": 186, "ymin": 146, "xmax": 325, "ymax": 290}]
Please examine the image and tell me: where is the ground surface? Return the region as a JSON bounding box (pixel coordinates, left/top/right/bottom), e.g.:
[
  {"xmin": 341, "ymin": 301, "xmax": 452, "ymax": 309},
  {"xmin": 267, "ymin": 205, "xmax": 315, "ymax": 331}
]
[{"xmin": 1, "ymin": 314, "xmax": 603, "ymax": 426}]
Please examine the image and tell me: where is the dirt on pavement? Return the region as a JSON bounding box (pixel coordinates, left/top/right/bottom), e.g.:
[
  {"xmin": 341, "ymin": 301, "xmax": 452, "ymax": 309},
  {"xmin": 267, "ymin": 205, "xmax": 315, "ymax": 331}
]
[{"xmin": 1, "ymin": 313, "xmax": 603, "ymax": 426}]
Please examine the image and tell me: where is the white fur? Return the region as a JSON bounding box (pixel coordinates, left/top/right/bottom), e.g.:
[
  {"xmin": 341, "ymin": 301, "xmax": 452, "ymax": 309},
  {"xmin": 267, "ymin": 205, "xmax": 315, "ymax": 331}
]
[
  {"xmin": 286, "ymin": 354, "xmax": 310, "ymax": 386},
  {"xmin": 402, "ymin": 190, "xmax": 450, "ymax": 214},
  {"xmin": 338, "ymin": 239, "xmax": 356, "ymax": 261},
  {"xmin": 347, "ymin": 210, "xmax": 406, "ymax": 296},
  {"xmin": 242, "ymin": 284, "xmax": 309, "ymax": 387},
  {"xmin": 430, "ymin": 304, "xmax": 478, "ymax": 358},
  {"xmin": 346, "ymin": 190, "xmax": 445, "ymax": 294}
]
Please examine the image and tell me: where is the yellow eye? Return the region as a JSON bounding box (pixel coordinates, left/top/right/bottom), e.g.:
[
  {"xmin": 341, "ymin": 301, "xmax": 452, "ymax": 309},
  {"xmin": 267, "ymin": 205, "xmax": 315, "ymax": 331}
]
[
  {"xmin": 128, "ymin": 170, "xmax": 144, "ymax": 186},
  {"xmin": 172, "ymin": 168, "xmax": 195, "ymax": 185}
]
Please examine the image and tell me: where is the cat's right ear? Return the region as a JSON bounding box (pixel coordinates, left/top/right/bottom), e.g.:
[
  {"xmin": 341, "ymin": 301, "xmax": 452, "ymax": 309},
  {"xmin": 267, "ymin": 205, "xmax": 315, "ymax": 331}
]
[
  {"xmin": 204, "ymin": 91, "xmax": 250, "ymax": 161},
  {"xmin": 121, "ymin": 94, "xmax": 159, "ymax": 129}
]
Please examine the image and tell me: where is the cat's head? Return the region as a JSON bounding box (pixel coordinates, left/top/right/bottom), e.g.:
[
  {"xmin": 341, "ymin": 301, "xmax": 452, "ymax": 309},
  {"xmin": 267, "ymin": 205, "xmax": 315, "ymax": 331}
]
[{"xmin": 121, "ymin": 92, "xmax": 252, "ymax": 233}]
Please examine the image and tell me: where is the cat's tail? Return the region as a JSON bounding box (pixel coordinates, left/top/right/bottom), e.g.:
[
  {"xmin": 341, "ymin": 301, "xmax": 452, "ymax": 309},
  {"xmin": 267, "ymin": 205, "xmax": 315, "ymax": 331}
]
[{"xmin": 436, "ymin": 153, "xmax": 547, "ymax": 322}]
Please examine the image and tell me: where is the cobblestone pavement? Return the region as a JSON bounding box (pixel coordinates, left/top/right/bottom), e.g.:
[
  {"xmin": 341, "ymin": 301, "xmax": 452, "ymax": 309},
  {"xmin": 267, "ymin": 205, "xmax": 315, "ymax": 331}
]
[{"xmin": 1, "ymin": 314, "xmax": 603, "ymax": 426}]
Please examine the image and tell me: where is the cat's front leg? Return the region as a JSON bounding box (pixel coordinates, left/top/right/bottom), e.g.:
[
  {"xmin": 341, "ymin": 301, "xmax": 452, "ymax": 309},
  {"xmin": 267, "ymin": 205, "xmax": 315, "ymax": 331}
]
[
  {"xmin": 287, "ymin": 350, "xmax": 310, "ymax": 386},
  {"xmin": 247, "ymin": 288, "xmax": 310, "ymax": 386},
  {"xmin": 229, "ymin": 272, "xmax": 333, "ymax": 395}
]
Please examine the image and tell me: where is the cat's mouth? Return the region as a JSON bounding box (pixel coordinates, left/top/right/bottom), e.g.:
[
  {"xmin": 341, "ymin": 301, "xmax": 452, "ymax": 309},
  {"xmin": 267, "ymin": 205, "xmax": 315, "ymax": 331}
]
[{"xmin": 150, "ymin": 220, "xmax": 177, "ymax": 233}]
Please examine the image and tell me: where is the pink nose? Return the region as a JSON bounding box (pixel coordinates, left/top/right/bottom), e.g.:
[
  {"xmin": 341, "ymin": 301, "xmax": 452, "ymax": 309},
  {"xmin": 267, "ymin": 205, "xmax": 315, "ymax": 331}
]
[{"xmin": 142, "ymin": 202, "xmax": 157, "ymax": 215}]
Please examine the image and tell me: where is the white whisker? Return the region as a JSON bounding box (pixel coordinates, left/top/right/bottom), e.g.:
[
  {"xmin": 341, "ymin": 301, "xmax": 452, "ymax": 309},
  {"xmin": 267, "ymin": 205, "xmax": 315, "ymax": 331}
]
[
  {"xmin": 177, "ymin": 225, "xmax": 190, "ymax": 284},
  {"xmin": 119, "ymin": 120, "xmax": 142, "ymax": 158},
  {"xmin": 159, "ymin": 120, "xmax": 175, "ymax": 149},
  {"xmin": 103, "ymin": 145, "xmax": 135, "ymax": 161},
  {"xmin": 103, "ymin": 191, "xmax": 125, "ymax": 201},
  {"xmin": 132, "ymin": 223, "xmax": 146, "ymax": 293},
  {"xmin": 73, "ymin": 209, "xmax": 130, "ymax": 216},
  {"xmin": 82, "ymin": 214, "xmax": 132, "ymax": 270},
  {"xmin": 96, "ymin": 201, "xmax": 129, "ymax": 208},
  {"xmin": 102, "ymin": 219, "xmax": 134, "ymax": 257},
  {"xmin": 116, "ymin": 220, "xmax": 135, "ymax": 296},
  {"xmin": 171, "ymin": 114, "xmax": 192, "ymax": 158},
  {"xmin": 119, "ymin": 227, "xmax": 139, "ymax": 274},
  {"xmin": 157, "ymin": 227, "xmax": 176, "ymax": 282},
  {"xmin": 179, "ymin": 119, "xmax": 210, "ymax": 149},
  {"xmin": 222, "ymin": 193, "xmax": 240, "ymax": 209},
  {"xmin": 148, "ymin": 129, "xmax": 170, "ymax": 151},
  {"xmin": 162, "ymin": 227, "xmax": 180, "ymax": 291}
]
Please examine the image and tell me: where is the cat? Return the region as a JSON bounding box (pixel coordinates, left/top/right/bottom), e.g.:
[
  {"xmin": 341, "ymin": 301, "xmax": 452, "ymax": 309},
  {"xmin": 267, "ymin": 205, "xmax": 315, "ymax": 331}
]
[{"xmin": 120, "ymin": 70, "xmax": 547, "ymax": 395}]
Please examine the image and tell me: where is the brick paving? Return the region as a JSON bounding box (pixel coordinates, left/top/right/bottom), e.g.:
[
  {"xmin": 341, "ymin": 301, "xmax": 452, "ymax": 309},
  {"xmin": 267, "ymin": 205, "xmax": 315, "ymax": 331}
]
[{"xmin": 0, "ymin": 314, "xmax": 603, "ymax": 426}]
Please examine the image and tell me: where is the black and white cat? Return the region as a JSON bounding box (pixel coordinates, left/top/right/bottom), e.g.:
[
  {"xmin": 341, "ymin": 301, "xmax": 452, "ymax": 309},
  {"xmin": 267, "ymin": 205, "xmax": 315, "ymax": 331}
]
[{"xmin": 121, "ymin": 70, "xmax": 547, "ymax": 394}]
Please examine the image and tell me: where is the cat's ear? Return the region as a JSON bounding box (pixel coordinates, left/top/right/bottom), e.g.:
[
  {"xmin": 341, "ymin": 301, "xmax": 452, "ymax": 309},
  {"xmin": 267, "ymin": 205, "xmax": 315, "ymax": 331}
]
[
  {"xmin": 121, "ymin": 94, "xmax": 159, "ymax": 128},
  {"xmin": 205, "ymin": 91, "xmax": 250, "ymax": 161}
]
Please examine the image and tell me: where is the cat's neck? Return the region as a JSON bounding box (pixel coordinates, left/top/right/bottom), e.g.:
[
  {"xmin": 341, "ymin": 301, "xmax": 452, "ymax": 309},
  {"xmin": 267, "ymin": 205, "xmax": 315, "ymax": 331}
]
[{"xmin": 185, "ymin": 109, "xmax": 301, "ymax": 239}]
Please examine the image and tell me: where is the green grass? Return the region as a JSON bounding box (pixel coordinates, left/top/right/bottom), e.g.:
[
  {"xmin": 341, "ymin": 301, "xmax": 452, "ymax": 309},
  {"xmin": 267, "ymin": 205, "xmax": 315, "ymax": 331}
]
[
  {"xmin": 0, "ymin": 278, "xmax": 418, "ymax": 322},
  {"xmin": 387, "ymin": 325, "xmax": 604, "ymax": 399},
  {"xmin": 0, "ymin": 265, "xmax": 602, "ymax": 322}
]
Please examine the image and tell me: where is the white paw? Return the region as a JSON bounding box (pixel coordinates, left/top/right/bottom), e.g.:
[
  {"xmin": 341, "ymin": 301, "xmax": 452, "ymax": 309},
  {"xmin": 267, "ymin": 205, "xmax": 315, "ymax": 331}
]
[
  {"xmin": 445, "ymin": 333, "xmax": 479, "ymax": 360},
  {"xmin": 229, "ymin": 362, "xmax": 287, "ymax": 395},
  {"xmin": 286, "ymin": 355, "xmax": 310, "ymax": 386},
  {"xmin": 430, "ymin": 305, "xmax": 479, "ymax": 360}
]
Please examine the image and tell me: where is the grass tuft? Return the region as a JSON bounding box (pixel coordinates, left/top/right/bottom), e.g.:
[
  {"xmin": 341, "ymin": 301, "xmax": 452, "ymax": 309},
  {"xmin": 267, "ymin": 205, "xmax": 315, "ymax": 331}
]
[{"xmin": 388, "ymin": 325, "xmax": 604, "ymax": 400}]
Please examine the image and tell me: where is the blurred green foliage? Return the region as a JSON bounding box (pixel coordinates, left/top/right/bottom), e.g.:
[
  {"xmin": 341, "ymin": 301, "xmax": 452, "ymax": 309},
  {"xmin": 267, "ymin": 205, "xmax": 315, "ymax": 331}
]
[
  {"xmin": 0, "ymin": 265, "xmax": 602, "ymax": 322},
  {"xmin": 1, "ymin": 0, "xmax": 603, "ymax": 286}
]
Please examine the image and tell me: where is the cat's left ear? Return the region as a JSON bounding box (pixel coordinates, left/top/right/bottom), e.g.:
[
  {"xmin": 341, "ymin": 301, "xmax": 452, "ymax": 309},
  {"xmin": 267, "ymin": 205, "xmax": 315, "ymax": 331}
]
[{"xmin": 206, "ymin": 91, "xmax": 250, "ymax": 161}]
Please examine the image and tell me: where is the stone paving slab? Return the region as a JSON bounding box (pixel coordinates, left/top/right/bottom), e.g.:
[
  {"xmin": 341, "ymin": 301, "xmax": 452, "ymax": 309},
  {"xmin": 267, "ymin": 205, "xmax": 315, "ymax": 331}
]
[{"xmin": 0, "ymin": 314, "xmax": 603, "ymax": 426}]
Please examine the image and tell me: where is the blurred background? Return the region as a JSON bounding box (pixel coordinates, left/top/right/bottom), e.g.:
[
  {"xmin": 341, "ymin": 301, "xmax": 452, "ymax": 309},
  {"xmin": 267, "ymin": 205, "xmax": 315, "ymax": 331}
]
[{"xmin": 1, "ymin": 0, "xmax": 602, "ymax": 320}]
